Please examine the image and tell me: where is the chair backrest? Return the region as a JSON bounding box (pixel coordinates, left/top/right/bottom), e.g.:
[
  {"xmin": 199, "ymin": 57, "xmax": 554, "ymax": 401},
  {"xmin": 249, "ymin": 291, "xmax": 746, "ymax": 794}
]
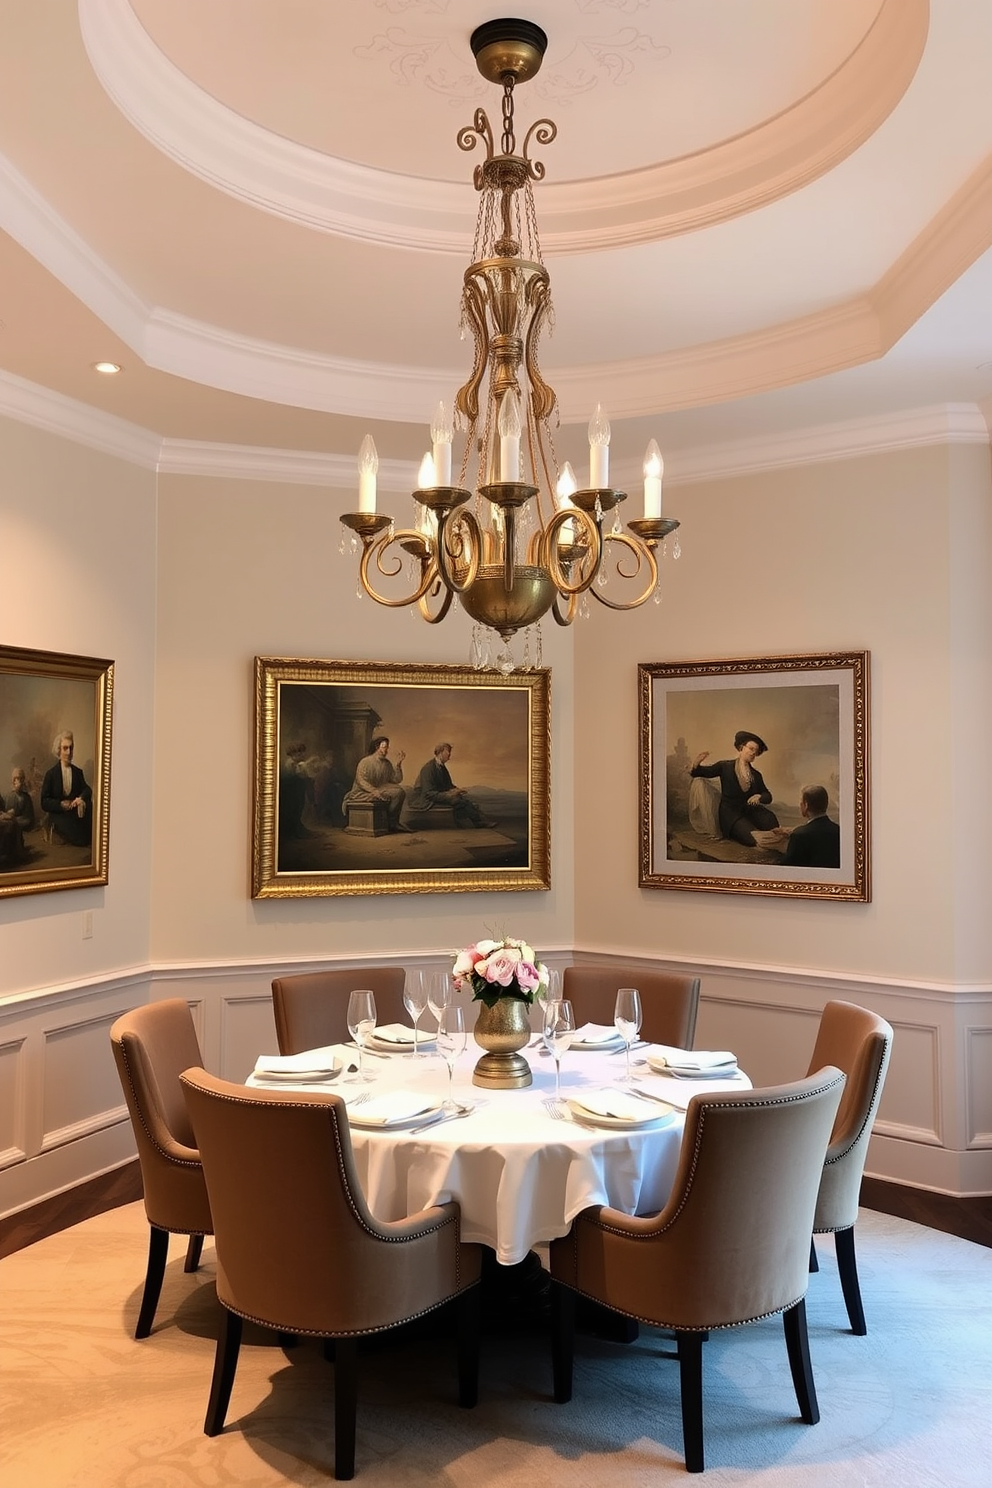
[
  {"xmin": 567, "ymin": 1069, "xmax": 845, "ymax": 1331},
  {"xmin": 562, "ymin": 964, "xmax": 700, "ymax": 1048},
  {"xmin": 271, "ymin": 966, "xmax": 408, "ymax": 1055},
  {"xmin": 805, "ymin": 999, "xmax": 893, "ymax": 1230},
  {"xmin": 180, "ymin": 1068, "xmax": 464, "ymax": 1335},
  {"xmin": 109, "ymin": 999, "xmax": 212, "ymax": 1235}
]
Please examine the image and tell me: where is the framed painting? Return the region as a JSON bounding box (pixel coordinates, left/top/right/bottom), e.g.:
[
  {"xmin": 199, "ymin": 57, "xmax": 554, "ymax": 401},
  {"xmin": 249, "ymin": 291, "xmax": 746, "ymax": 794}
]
[
  {"xmin": 0, "ymin": 644, "xmax": 114, "ymax": 899},
  {"xmin": 639, "ymin": 652, "xmax": 869, "ymax": 901},
  {"xmin": 252, "ymin": 657, "xmax": 551, "ymax": 897}
]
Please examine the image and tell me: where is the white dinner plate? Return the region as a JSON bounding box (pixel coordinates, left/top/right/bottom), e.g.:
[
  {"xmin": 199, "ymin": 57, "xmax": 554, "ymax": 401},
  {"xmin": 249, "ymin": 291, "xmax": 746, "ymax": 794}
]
[
  {"xmin": 366, "ymin": 1025, "xmax": 437, "ymax": 1053},
  {"xmin": 570, "ymin": 1035, "xmax": 626, "ymax": 1051},
  {"xmin": 566, "ymin": 1096, "xmax": 675, "ymax": 1130},
  {"xmin": 663, "ymin": 1065, "xmax": 741, "ymax": 1080},
  {"xmin": 347, "ymin": 1103, "xmax": 445, "ymax": 1131},
  {"xmin": 253, "ymin": 1066, "xmax": 341, "ymax": 1083}
]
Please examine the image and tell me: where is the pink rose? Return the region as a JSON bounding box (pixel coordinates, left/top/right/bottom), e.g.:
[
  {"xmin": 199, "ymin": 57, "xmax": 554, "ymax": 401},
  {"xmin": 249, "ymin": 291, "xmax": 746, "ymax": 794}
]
[
  {"xmin": 453, "ymin": 946, "xmax": 481, "ymax": 979},
  {"xmin": 515, "ymin": 959, "xmax": 540, "ymax": 993},
  {"xmin": 480, "ymin": 950, "xmax": 520, "ymax": 987}
]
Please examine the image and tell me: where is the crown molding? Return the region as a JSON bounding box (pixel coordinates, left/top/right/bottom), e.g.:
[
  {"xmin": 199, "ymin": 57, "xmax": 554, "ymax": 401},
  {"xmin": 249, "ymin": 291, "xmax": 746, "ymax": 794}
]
[
  {"xmin": 78, "ymin": 0, "xmax": 924, "ymax": 255},
  {"xmin": 0, "ymin": 367, "xmax": 160, "ymax": 468}
]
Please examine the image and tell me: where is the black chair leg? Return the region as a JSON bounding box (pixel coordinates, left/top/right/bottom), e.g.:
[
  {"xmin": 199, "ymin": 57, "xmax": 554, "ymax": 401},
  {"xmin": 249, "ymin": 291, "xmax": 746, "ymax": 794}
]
[
  {"xmin": 834, "ymin": 1226, "xmax": 867, "ymax": 1335},
  {"xmin": 333, "ymin": 1336, "xmax": 358, "ymax": 1480},
  {"xmin": 809, "ymin": 1236, "xmax": 819, "ymax": 1273},
  {"xmin": 551, "ymin": 1282, "xmax": 575, "ymax": 1404},
  {"xmin": 783, "ymin": 1298, "xmax": 819, "ymax": 1425},
  {"xmin": 456, "ymin": 1284, "xmax": 481, "ymax": 1408},
  {"xmin": 184, "ymin": 1233, "xmax": 204, "ymax": 1273},
  {"xmin": 676, "ymin": 1331, "xmax": 705, "ymax": 1473},
  {"xmin": 135, "ymin": 1225, "xmax": 170, "ymax": 1339},
  {"xmin": 204, "ymin": 1307, "xmax": 242, "ymax": 1436}
]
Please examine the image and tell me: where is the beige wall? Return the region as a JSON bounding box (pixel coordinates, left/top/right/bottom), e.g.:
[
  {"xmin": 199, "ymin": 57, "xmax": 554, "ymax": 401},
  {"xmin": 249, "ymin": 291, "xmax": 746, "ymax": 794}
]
[
  {"xmin": 0, "ymin": 416, "xmax": 157, "ymax": 997},
  {"xmin": 573, "ymin": 442, "xmax": 992, "ymax": 987},
  {"xmin": 149, "ymin": 473, "xmax": 576, "ymax": 966}
]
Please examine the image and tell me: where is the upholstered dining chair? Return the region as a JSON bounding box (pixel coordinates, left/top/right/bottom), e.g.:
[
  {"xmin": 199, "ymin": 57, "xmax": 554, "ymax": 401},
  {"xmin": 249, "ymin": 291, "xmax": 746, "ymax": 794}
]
[
  {"xmin": 109, "ymin": 999, "xmax": 213, "ymax": 1338},
  {"xmin": 180, "ymin": 1069, "xmax": 482, "ymax": 1481},
  {"xmin": 549, "ymin": 1068, "xmax": 846, "ymax": 1474},
  {"xmin": 805, "ymin": 999, "xmax": 894, "ymax": 1334},
  {"xmin": 562, "ymin": 964, "xmax": 700, "ymax": 1049},
  {"xmin": 271, "ymin": 966, "xmax": 407, "ymax": 1055}
]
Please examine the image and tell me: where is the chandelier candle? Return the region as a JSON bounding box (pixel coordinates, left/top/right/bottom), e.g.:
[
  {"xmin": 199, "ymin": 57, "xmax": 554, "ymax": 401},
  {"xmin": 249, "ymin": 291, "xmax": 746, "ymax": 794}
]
[
  {"xmin": 431, "ymin": 401, "xmax": 453, "ymax": 487},
  {"xmin": 643, "ymin": 441, "xmax": 664, "ymax": 520},
  {"xmin": 357, "ymin": 434, "xmax": 378, "ymax": 514}
]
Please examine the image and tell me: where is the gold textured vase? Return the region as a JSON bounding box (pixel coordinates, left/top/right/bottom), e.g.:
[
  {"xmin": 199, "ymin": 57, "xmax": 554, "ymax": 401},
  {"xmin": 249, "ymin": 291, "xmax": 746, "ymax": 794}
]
[{"xmin": 472, "ymin": 996, "xmax": 533, "ymax": 1088}]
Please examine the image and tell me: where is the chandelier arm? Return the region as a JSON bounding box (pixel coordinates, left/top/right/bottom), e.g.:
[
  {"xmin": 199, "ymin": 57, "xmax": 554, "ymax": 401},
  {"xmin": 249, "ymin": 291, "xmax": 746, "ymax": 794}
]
[
  {"xmin": 456, "ymin": 275, "xmax": 490, "ymax": 427},
  {"xmin": 435, "ymin": 509, "xmax": 484, "ymax": 594},
  {"xmin": 418, "ymin": 581, "xmax": 455, "ymax": 625},
  {"xmin": 550, "ymin": 592, "xmax": 577, "ymax": 627},
  {"xmin": 358, "ymin": 529, "xmax": 438, "ymax": 609},
  {"xmin": 590, "ymin": 534, "xmax": 660, "ymax": 611},
  {"xmin": 541, "ymin": 508, "xmax": 602, "ymax": 594}
]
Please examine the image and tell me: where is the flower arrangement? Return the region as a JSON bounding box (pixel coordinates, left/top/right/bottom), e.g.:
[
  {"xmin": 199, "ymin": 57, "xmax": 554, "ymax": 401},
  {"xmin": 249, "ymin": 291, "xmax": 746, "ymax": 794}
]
[{"xmin": 452, "ymin": 935, "xmax": 549, "ymax": 1008}]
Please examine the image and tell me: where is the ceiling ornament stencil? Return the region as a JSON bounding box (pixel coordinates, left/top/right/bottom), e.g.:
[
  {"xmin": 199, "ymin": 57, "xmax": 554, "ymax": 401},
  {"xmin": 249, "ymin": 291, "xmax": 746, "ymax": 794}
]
[{"xmin": 352, "ymin": 30, "xmax": 485, "ymax": 103}]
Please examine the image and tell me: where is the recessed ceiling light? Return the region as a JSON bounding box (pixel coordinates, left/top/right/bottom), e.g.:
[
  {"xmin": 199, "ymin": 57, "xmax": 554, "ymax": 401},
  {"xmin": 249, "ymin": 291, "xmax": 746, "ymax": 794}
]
[{"xmin": 92, "ymin": 360, "xmax": 122, "ymax": 375}]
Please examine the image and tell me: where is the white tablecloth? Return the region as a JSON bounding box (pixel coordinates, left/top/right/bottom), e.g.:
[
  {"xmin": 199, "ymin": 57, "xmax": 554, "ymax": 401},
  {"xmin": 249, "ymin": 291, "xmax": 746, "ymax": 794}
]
[{"xmin": 246, "ymin": 1039, "xmax": 751, "ymax": 1265}]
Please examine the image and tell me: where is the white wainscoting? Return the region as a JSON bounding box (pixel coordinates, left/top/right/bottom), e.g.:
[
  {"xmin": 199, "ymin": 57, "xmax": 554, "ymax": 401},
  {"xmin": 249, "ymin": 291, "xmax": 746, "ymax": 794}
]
[{"xmin": 1, "ymin": 951, "xmax": 990, "ymax": 1221}]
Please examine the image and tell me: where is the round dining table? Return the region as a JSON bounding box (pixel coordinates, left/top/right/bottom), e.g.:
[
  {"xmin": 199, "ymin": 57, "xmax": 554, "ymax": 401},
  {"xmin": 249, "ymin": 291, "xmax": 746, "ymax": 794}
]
[{"xmin": 247, "ymin": 1034, "xmax": 751, "ymax": 1266}]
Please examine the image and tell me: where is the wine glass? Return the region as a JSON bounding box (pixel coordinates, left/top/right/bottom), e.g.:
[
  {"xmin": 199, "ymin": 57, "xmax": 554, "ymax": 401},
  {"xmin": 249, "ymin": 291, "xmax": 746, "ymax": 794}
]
[
  {"xmin": 543, "ymin": 998, "xmax": 575, "ymax": 1101},
  {"xmin": 538, "ymin": 966, "xmax": 561, "ymax": 1012},
  {"xmin": 346, "ymin": 989, "xmax": 377, "ymax": 1082},
  {"xmin": 403, "ymin": 971, "xmax": 429, "ymax": 1057},
  {"xmin": 427, "ymin": 973, "xmax": 452, "ymax": 1032},
  {"xmin": 436, "ymin": 1003, "xmax": 467, "ymax": 1111},
  {"xmin": 614, "ymin": 987, "xmax": 642, "ymax": 1084}
]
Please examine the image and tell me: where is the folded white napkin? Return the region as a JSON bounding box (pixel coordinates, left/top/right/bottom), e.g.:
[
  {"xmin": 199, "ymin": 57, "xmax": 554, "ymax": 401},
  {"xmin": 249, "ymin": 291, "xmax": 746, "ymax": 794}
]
[
  {"xmin": 647, "ymin": 1045, "xmax": 738, "ymax": 1074},
  {"xmin": 347, "ymin": 1090, "xmax": 440, "ymax": 1126},
  {"xmin": 567, "ymin": 1090, "xmax": 658, "ymax": 1123},
  {"xmin": 371, "ymin": 1023, "xmax": 435, "ymax": 1046},
  {"xmin": 253, "ymin": 1046, "xmax": 340, "ymax": 1077},
  {"xmin": 570, "ymin": 1022, "xmax": 624, "ymax": 1048}
]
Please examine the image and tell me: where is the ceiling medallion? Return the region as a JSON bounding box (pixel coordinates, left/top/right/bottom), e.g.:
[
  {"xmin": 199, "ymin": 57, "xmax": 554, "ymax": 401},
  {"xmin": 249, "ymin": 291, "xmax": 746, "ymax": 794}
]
[{"xmin": 341, "ymin": 18, "xmax": 679, "ymax": 673}]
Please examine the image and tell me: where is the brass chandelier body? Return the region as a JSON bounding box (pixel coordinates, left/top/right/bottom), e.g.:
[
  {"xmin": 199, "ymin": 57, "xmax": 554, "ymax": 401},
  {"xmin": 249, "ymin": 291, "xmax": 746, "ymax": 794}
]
[{"xmin": 341, "ymin": 20, "xmax": 678, "ymax": 648}]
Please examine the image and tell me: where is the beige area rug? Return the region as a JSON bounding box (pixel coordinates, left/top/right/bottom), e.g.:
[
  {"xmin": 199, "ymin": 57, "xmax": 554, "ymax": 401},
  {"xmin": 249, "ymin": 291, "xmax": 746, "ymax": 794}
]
[{"xmin": 2, "ymin": 1202, "xmax": 990, "ymax": 1486}]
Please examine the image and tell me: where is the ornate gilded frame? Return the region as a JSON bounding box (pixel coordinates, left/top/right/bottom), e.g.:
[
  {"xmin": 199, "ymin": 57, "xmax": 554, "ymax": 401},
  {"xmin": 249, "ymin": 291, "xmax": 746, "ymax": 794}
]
[
  {"xmin": 639, "ymin": 652, "xmax": 869, "ymax": 901},
  {"xmin": 0, "ymin": 644, "xmax": 114, "ymax": 899},
  {"xmin": 252, "ymin": 657, "xmax": 551, "ymax": 898}
]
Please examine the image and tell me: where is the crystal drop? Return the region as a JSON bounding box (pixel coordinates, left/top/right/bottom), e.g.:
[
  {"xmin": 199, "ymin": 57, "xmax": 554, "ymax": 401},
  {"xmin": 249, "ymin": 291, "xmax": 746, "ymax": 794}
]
[
  {"xmin": 673, "ymin": 535, "xmax": 682, "ymax": 560},
  {"xmin": 579, "ymin": 593, "xmax": 590, "ymax": 620}
]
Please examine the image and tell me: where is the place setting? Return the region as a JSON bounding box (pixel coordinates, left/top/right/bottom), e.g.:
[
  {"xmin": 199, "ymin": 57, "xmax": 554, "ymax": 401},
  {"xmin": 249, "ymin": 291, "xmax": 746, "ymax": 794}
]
[{"xmin": 538, "ymin": 992, "xmax": 676, "ymax": 1129}]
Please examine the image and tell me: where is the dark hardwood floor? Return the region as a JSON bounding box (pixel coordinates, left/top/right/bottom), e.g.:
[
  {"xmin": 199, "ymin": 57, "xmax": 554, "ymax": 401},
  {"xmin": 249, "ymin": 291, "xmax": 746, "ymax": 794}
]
[{"xmin": 1, "ymin": 1163, "xmax": 989, "ymax": 1260}]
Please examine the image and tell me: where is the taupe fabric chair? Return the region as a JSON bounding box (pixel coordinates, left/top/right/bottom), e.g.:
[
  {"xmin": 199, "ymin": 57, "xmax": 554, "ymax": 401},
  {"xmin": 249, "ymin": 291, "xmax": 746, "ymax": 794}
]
[
  {"xmin": 806, "ymin": 1000, "xmax": 894, "ymax": 1334},
  {"xmin": 180, "ymin": 1068, "xmax": 483, "ymax": 1480},
  {"xmin": 550, "ymin": 1068, "xmax": 846, "ymax": 1474},
  {"xmin": 109, "ymin": 999, "xmax": 213, "ymax": 1338},
  {"xmin": 271, "ymin": 966, "xmax": 407, "ymax": 1055},
  {"xmin": 563, "ymin": 964, "xmax": 700, "ymax": 1048}
]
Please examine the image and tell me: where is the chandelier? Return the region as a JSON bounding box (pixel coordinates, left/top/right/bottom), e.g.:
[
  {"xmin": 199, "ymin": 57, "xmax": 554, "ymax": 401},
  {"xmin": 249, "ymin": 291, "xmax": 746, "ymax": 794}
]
[{"xmin": 341, "ymin": 18, "xmax": 680, "ymax": 672}]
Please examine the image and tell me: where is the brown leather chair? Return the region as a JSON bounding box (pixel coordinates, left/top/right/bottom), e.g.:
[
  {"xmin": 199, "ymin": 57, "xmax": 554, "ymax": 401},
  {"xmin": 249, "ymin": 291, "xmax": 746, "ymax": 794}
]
[
  {"xmin": 806, "ymin": 1000, "xmax": 894, "ymax": 1334},
  {"xmin": 549, "ymin": 1067, "xmax": 846, "ymax": 1474},
  {"xmin": 562, "ymin": 964, "xmax": 700, "ymax": 1048},
  {"xmin": 180, "ymin": 1068, "xmax": 483, "ymax": 1480},
  {"xmin": 271, "ymin": 966, "xmax": 407, "ymax": 1055},
  {"xmin": 109, "ymin": 999, "xmax": 213, "ymax": 1338}
]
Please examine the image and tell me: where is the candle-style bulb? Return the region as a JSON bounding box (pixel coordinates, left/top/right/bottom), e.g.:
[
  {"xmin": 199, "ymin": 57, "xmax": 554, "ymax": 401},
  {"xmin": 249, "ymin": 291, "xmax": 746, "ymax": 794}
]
[
  {"xmin": 498, "ymin": 390, "xmax": 521, "ymax": 438},
  {"xmin": 642, "ymin": 438, "xmax": 663, "ymax": 520},
  {"xmin": 498, "ymin": 390, "xmax": 521, "ymax": 482},
  {"xmin": 430, "ymin": 400, "xmax": 453, "ymax": 485},
  {"xmin": 556, "ymin": 461, "xmax": 577, "ymax": 502},
  {"xmin": 418, "ymin": 451, "xmax": 436, "ymax": 489},
  {"xmin": 357, "ymin": 433, "xmax": 378, "ymax": 514},
  {"xmin": 588, "ymin": 403, "xmax": 610, "ymax": 488}
]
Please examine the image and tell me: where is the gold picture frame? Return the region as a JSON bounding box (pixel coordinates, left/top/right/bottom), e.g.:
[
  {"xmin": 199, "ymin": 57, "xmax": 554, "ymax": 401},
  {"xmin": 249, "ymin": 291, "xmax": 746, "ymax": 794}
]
[
  {"xmin": 252, "ymin": 657, "xmax": 551, "ymax": 898},
  {"xmin": 0, "ymin": 644, "xmax": 114, "ymax": 898},
  {"xmin": 639, "ymin": 652, "xmax": 869, "ymax": 901}
]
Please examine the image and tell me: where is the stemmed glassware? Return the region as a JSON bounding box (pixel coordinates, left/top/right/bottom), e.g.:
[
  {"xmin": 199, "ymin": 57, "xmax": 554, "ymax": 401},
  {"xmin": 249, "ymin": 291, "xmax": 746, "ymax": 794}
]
[
  {"xmin": 614, "ymin": 986, "xmax": 642, "ymax": 1084},
  {"xmin": 537, "ymin": 966, "xmax": 561, "ymax": 1012},
  {"xmin": 346, "ymin": 989, "xmax": 377, "ymax": 1082},
  {"xmin": 403, "ymin": 971, "xmax": 429, "ymax": 1057},
  {"xmin": 543, "ymin": 997, "xmax": 575, "ymax": 1101},
  {"xmin": 427, "ymin": 972, "xmax": 452, "ymax": 1032},
  {"xmin": 436, "ymin": 1003, "xmax": 467, "ymax": 1111}
]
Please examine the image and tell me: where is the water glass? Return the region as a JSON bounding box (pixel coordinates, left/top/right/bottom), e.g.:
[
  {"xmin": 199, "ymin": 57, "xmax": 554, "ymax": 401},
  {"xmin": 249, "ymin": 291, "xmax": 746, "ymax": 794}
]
[
  {"xmin": 427, "ymin": 972, "xmax": 452, "ymax": 1031},
  {"xmin": 543, "ymin": 997, "xmax": 575, "ymax": 1100},
  {"xmin": 436, "ymin": 1003, "xmax": 467, "ymax": 1110},
  {"xmin": 614, "ymin": 987, "xmax": 642, "ymax": 1084},
  {"xmin": 346, "ymin": 989, "xmax": 377, "ymax": 1082},
  {"xmin": 403, "ymin": 971, "xmax": 429, "ymax": 1057}
]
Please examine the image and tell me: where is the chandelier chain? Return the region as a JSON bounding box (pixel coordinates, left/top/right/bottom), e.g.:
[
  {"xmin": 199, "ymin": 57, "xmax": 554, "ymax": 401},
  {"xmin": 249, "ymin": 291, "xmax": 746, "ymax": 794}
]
[{"xmin": 501, "ymin": 76, "xmax": 516, "ymax": 156}]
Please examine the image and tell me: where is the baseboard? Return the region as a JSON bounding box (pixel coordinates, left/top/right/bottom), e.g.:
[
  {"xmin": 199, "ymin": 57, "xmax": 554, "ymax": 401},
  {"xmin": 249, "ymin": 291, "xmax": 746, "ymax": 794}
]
[
  {"xmin": 0, "ymin": 1159, "xmax": 142, "ymax": 1259},
  {"xmin": 860, "ymin": 1176, "xmax": 992, "ymax": 1248}
]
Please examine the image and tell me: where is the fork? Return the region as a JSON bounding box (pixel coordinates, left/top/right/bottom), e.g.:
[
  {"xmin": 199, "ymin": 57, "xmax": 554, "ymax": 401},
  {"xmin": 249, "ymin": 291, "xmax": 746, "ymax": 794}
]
[{"xmin": 543, "ymin": 1097, "xmax": 567, "ymax": 1120}]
